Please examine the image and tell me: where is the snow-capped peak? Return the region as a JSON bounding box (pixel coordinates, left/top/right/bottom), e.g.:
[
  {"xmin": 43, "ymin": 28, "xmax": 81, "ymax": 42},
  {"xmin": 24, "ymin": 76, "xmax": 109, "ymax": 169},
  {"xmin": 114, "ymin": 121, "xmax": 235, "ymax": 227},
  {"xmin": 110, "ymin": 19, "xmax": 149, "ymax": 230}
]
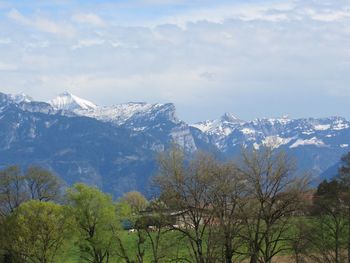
[
  {"xmin": 9, "ymin": 93, "xmax": 33, "ymax": 103},
  {"xmin": 221, "ymin": 112, "xmax": 241, "ymax": 122},
  {"xmin": 49, "ymin": 92, "xmax": 97, "ymax": 111}
]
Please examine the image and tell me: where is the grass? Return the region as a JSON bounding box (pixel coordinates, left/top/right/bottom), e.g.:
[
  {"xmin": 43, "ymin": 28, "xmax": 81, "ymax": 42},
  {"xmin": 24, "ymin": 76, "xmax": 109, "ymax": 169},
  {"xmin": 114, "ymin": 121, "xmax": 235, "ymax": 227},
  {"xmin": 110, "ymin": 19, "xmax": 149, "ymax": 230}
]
[
  {"xmin": 26, "ymin": 216, "xmax": 349, "ymax": 262},
  {"xmin": 62, "ymin": 230, "xmax": 190, "ymax": 263}
]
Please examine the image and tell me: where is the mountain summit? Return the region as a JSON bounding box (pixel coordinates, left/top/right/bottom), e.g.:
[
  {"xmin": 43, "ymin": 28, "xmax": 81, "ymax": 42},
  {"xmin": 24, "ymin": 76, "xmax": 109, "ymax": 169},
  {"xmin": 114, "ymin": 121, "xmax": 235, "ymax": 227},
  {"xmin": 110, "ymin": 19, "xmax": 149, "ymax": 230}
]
[{"xmin": 49, "ymin": 92, "xmax": 97, "ymax": 111}]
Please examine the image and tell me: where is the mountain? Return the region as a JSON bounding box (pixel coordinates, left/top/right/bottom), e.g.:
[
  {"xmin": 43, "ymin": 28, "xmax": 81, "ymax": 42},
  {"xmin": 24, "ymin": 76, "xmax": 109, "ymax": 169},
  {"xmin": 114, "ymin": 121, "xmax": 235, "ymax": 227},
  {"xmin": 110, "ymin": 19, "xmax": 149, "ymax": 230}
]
[
  {"xmin": 0, "ymin": 92, "xmax": 199, "ymax": 196},
  {"xmin": 191, "ymin": 114, "xmax": 350, "ymax": 182},
  {"xmin": 0, "ymin": 91, "xmax": 348, "ymax": 196}
]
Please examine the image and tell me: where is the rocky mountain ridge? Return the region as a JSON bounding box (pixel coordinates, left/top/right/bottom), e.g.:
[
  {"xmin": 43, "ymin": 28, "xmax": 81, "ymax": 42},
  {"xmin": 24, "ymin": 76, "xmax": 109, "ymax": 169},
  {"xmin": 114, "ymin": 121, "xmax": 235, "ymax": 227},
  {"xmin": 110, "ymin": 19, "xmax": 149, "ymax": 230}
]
[{"xmin": 0, "ymin": 91, "xmax": 348, "ymax": 195}]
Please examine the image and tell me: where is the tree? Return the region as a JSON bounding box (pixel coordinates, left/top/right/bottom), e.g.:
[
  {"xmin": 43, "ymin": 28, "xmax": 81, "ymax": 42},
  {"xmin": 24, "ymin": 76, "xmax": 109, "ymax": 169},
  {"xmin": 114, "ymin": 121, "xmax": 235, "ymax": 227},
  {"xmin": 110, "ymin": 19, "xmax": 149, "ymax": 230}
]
[
  {"xmin": 0, "ymin": 165, "xmax": 64, "ymax": 217},
  {"xmin": 66, "ymin": 184, "xmax": 120, "ymax": 263},
  {"xmin": 25, "ymin": 166, "xmax": 63, "ymax": 202},
  {"xmin": 134, "ymin": 200, "xmax": 177, "ymax": 263},
  {"xmin": 120, "ymin": 191, "xmax": 148, "ymax": 214},
  {"xmin": 155, "ymin": 148, "xmax": 219, "ymax": 263},
  {"xmin": 2, "ymin": 200, "xmax": 73, "ymax": 263},
  {"xmin": 113, "ymin": 197, "xmax": 176, "ymax": 263},
  {"xmin": 307, "ymin": 180, "xmax": 346, "ymax": 263},
  {"xmin": 0, "ymin": 165, "xmax": 64, "ymax": 262},
  {"xmin": 289, "ymin": 218, "xmax": 312, "ymax": 263},
  {"xmin": 339, "ymin": 152, "xmax": 350, "ymax": 185},
  {"xmin": 110, "ymin": 200, "xmax": 139, "ymax": 263},
  {"xmin": 338, "ymin": 152, "xmax": 350, "ymax": 263},
  {"xmin": 207, "ymin": 161, "xmax": 246, "ymax": 263},
  {"xmin": 238, "ymin": 147, "xmax": 308, "ymax": 263},
  {"xmin": 0, "ymin": 166, "xmax": 28, "ymax": 216}
]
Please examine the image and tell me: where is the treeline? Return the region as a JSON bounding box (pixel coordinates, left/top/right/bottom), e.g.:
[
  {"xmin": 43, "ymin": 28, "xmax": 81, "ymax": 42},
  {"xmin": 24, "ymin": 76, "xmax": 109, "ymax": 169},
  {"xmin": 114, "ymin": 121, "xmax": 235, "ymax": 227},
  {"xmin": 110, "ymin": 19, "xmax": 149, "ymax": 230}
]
[{"xmin": 0, "ymin": 148, "xmax": 350, "ymax": 263}]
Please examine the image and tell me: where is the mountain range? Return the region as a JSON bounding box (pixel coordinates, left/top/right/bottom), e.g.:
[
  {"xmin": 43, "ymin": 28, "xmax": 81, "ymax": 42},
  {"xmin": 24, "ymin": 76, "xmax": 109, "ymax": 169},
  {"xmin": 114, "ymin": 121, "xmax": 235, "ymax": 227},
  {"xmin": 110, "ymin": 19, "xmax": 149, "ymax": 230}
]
[{"xmin": 0, "ymin": 91, "xmax": 349, "ymax": 196}]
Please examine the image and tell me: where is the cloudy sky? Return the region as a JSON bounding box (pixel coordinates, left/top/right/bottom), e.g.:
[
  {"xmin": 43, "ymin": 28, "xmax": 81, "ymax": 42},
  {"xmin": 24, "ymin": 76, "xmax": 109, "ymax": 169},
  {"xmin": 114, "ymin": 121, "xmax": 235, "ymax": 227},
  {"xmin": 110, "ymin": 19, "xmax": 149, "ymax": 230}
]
[{"xmin": 0, "ymin": 0, "xmax": 349, "ymax": 122}]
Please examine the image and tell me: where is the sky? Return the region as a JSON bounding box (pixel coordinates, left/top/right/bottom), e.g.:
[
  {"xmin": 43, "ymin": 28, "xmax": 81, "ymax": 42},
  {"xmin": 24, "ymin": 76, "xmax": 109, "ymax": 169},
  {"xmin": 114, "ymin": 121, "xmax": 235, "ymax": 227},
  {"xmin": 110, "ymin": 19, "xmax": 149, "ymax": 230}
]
[{"xmin": 0, "ymin": 0, "xmax": 349, "ymax": 123}]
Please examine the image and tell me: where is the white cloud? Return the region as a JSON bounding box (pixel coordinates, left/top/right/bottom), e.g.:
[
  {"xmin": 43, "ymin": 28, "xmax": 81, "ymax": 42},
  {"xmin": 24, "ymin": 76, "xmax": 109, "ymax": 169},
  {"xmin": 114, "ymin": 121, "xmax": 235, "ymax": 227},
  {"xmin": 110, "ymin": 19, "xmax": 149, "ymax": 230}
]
[
  {"xmin": 142, "ymin": 1, "xmax": 350, "ymax": 28},
  {"xmin": 147, "ymin": 2, "xmax": 295, "ymax": 27},
  {"xmin": 72, "ymin": 13, "xmax": 105, "ymax": 27},
  {"xmin": 302, "ymin": 8, "xmax": 350, "ymax": 22},
  {"xmin": 7, "ymin": 9, "xmax": 75, "ymax": 37},
  {"xmin": 0, "ymin": 38, "xmax": 11, "ymax": 45},
  {"xmin": 0, "ymin": 62, "xmax": 17, "ymax": 71},
  {"xmin": 1, "ymin": 1, "xmax": 350, "ymax": 121},
  {"xmin": 71, "ymin": 39, "xmax": 106, "ymax": 49}
]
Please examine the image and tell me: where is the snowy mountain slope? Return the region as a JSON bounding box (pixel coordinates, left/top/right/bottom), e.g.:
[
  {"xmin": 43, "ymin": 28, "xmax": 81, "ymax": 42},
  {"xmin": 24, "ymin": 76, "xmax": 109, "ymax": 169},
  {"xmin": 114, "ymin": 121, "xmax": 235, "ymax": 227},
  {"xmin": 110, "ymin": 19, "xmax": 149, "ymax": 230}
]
[
  {"xmin": 0, "ymin": 91, "xmax": 349, "ymax": 194},
  {"xmin": 0, "ymin": 92, "xmax": 200, "ymax": 195},
  {"xmin": 192, "ymin": 115, "xmax": 350, "ymax": 151},
  {"xmin": 191, "ymin": 114, "xmax": 350, "ymax": 181},
  {"xmin": 48, "ymin": 92, "xmax": 179, "ymax": 126},
  {"xmin": 47, "ymin": 93, "xmax": 197, "ymax": 151}
]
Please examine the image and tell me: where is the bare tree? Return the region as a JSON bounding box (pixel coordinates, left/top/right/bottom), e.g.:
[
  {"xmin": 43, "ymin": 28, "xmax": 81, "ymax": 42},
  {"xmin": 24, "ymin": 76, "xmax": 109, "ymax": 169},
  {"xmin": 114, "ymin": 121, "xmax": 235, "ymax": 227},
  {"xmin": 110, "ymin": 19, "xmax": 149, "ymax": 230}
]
[
  {"xmin": 155, "ymin": 148, "xmax": 219, "ymax": 263},
  {"xmin": 208, "ymin": 162, "xmax": 247, "ymax": 263},
  {"xmin": 0, "ymin": 166, "xmax": 28, "ymax": 216},
  {"xmin": 0, "ymin": 165, "xmax": 64, "ymax": 217},
  {"xmin": 238, "ymin": 147, "xmax": 309, "ymax": 263},
  {"xmin": 25, "ymin": 166, "xmax": 63, "ymax": 202}
]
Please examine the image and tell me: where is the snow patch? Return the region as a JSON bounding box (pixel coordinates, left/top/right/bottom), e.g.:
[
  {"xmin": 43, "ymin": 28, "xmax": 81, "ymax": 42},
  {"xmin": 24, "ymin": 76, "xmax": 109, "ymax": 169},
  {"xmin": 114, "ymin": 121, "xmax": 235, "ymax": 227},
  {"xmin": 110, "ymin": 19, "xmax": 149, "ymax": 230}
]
[
  {"xmin": 332, "ymin": 121, "xmax": 349, "ymax": 130},
  {"xmin": 9, "ymin": 93, "xmax": 33, "ymax": 103},
  {"xmin": 221, "ymin": 112, "xmax": 240, "ymax": 122},
  {"xmin": 241, "ymin": 128, "xmax": 255, "ymax": 135},
  {"xmin": 262, "ymin": 136, "xmax": 293, "ymax": 149},
  {"xmin": 81, "ymin": 102, "xmax": 176, "ymax": 125},
  {"xmin": 290, "ymin": 137, "xmax": 326, "ymax": 148},
  {"xmin": 314, "ymin": 124, "xmax": 331, "ymax": 131},
  {"xmin": 267, "ymin": 117, "xmax": 291, "ymax": 125},
  {"xmin": 133, "ymin": 127, "xmax": 147, "ymax": 132},
  {"xmin": 302, "ymin": 131, "xmax": 314, "ymax": 135},
  {"xmin": 253, "ymin": 143, "xmax": 260, "ymax": 150},
  {"xmin": 190, "ymin": 121, "xmax": 216, "ymax": 133}
]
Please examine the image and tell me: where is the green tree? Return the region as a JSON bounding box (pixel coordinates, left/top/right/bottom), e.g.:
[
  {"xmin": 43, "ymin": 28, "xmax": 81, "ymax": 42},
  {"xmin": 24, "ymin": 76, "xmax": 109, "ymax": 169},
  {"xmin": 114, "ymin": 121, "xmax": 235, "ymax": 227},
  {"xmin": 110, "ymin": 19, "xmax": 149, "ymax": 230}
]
[
  {"xmin": 2, "ymin": 200, "xmax": 73, "ymax": 263},
  {"xmin": 120, "ymin": 191, "xmax": 148, "ymax": 214},
  {"xmin": 112, "ymin": 201, "xmax": 136, "ymax": 263},
  {"xmin": 67, "ymin": 184, "xmax": 120, "ymax": 263},
  {"xmin": 309, "ymin": 180, "xmax": 347, "ymax": 263},
  {"xmin": 0, "ymin": 165, "xmax": 65, "ymax": 262}
]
